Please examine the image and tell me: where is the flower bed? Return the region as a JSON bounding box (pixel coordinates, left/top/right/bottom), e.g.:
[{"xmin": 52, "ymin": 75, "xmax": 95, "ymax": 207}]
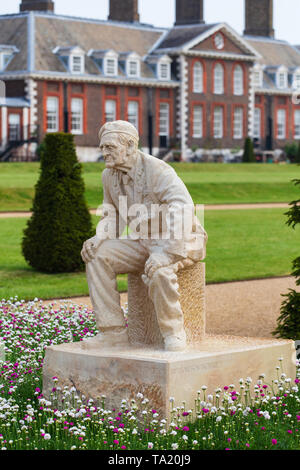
[{"xmin": 0, "ymin": 298, "xmax": 299, "ymax": 450}]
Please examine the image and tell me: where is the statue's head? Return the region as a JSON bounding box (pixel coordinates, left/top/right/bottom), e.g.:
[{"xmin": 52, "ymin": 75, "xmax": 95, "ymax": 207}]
[{"xmin": 99, "ymin": 120, "xmax": 139, "ymax": 169}]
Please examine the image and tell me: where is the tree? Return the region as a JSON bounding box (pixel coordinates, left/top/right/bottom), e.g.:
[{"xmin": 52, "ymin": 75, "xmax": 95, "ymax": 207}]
[
  {"xmin": 296, "ymin": 142, "xmax": 300, "ymax": 164},
  {"xmin": 272, "ymin": 179, "xmax": 300, "ymax": 340},
  {"xmin": 22, "ymin": 133, "xmax": 93, "ymax": 273},
  {"xmin": 242, "ymin": 137, "xmax": 255, "ymax": 163}
]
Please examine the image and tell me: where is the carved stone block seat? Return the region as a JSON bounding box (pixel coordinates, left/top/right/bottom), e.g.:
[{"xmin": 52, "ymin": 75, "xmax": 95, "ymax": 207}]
[{"xmin": 127, "ymin": 262, "xmax": 206, "ymax": 348}]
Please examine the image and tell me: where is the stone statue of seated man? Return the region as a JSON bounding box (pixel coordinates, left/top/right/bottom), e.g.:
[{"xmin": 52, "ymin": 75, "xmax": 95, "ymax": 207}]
[{"xmin": 81, "ymin": 120, "xmax": 207, "ymax": 352}]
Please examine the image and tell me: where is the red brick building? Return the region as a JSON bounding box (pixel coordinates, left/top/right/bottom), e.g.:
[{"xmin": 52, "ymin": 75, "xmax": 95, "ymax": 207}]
[{"xmin": 0, "ymin": 0, "xmax": 300, "ymax": 161}]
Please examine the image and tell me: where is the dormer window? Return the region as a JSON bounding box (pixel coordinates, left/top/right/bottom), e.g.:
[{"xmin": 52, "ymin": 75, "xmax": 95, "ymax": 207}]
[
  {"xmin": 127, "ymin": 57, "xmax": 141, "ymax": 78},
  {"xmin": 146, "ymin": 54, "xmax": 172, "ymax": 81},
  {"xmin": 53, "ymin": 46, "xmax": 85, "ymax": 75},
  {"xmin": 128, "ymin": 60, "xmax": 138, "ymax": 77},
  {"xmin": 70, "ymin": 55, "xmax": 84, "ymax": 74},
  {"xmin": 1, "ymin": 54, "xmax": 11, "ymax": 70},
  {"xmin": 293, "ymin": 68, "xmax": 300, "ymax": 89},
  {"xmin": 0, "ymin": 45, "xmax": 18, "ymax": 72},
  {"xmin": 277, "ymin": 66, "xmax": 288, "ymax": 89},
  {"xmin": 252, "ymin": 64, "xmax": 263, "ymax": 88},
  {"xmin": 159, "ymin": 62, "xmax": 170, "ymax": 80},
  {"xmin": 105, "ymin": 57, "xmax": 117, "ymax": 76}
]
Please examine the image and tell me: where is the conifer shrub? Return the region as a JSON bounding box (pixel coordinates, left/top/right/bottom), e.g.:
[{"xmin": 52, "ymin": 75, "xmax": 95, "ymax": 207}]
[
  {"xmin": 22, "ymin": 133, "xmax": 93, "ymax": 273},
  {"xmin": 272, "ymin": 179, "xmax": 300, "ymax": 340},
  {"xmin": 242, "ymin": 137, "xmax": 255, "ymax": 163}
]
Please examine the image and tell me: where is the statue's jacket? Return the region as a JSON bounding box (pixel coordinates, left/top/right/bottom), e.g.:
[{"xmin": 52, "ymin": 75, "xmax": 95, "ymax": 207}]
[{"xmin": 97, "ymin": 151, "xmax": 208, "ymax": 262}]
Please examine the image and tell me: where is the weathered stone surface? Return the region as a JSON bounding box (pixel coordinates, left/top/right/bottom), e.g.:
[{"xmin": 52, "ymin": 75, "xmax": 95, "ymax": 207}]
[
  {"xmin": 127, "ymin": 262, "xmax": 205, "ymax": 347},
  {"xmin": 43, "ymin": 336, "xmax": 295, "ymax": 420}
]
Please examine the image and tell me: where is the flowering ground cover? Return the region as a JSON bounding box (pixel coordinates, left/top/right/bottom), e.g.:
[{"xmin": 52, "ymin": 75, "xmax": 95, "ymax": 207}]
[{"xmin": 0, "ymin": 298, "xmax": 299, "ymax": 450}]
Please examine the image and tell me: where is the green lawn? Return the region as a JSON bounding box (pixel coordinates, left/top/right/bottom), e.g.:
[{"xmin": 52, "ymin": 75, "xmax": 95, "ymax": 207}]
[
  {"xmin": 0, "ymin": 162, "xmax": 299, "ymax": 211},
  {"xmin": 0, "ymin": 209, "xmax": 298, "ymax": 301}
]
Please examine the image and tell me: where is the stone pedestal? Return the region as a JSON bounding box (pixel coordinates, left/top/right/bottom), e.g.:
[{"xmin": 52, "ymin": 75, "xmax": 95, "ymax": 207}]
[{"xmin": 43, "ymin": 336, "xmax": 295, "ymax": 420}]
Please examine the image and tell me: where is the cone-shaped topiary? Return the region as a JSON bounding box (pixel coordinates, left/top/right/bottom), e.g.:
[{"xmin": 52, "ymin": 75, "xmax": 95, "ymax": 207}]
[
  {"xmin": 242, "ymin": 137, "xmax": 255, "ymax": 163},
  {"xmin": 272, "ymin": 179, "xmax": 300, "ymax": 340},
  {"xmin": 22, "ymin": 133, "xmax": 94, "ymax": 273},
  {"xmin": 296, "ymin": 143, "xmax": 300, "ymax": 164}
]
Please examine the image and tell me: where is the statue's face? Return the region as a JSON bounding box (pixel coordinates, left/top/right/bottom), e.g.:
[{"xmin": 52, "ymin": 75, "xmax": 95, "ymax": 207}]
[{"xmin": 100, "ymin": 133, "xmax": 127, "ymax": 169}]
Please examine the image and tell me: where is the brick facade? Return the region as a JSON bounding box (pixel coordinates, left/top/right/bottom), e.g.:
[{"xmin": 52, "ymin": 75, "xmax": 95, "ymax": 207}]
[{"xmin": 187, "ymin": 56, "xmax": 251, "ymax": 149}]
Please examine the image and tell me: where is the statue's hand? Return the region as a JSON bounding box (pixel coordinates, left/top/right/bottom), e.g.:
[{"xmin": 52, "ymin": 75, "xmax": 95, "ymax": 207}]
[
  {"xmin": 81, "ymin": 236, "xmax": 102, "ymax": 264},
  {"xmin": 144, "ymin": 252, "xmax": 176, "ymax": 279}
]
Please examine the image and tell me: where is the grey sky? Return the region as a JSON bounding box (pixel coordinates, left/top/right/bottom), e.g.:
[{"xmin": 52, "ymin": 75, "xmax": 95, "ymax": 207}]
[{"xmin": 2, "ymin": 0, "xmax": 300, "ymax": 45}]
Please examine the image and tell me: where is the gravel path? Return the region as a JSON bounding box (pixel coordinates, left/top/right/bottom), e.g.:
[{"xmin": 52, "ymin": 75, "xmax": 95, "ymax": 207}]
[
  {"xmin": 43, "ymin": 276, "xmax": 297, "ymax": 339},
  {"xmin": 0, "ymin": 203, "xmax": 291, "ymax": 218}
]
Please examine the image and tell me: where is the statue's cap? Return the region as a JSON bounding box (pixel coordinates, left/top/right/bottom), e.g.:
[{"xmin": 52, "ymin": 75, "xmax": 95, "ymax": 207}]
[{"xmin": 99, "ymin": 120, "xmax": 139, "ymax": 144}]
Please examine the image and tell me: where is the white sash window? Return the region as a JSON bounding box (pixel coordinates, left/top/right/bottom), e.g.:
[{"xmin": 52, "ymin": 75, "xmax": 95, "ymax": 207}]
[
  {"xmin": 46, "ymin": 96, "xmax": 59, "ymax": 132},
  {"xmin": 71, "ymin": 98, "xmax": 83, "ymax": 134},
  {"xmin": 193, "ymin": 62, "xmax": 203, "ymax": 93},
  {"xmin": 127, "ymin": 101, "xmax": 139, "ymax": 130},
  {"xmin": 105, "ymin": 100, "xmax": 116, "ymax": 122},
  {"xmin": 213, "ymin": 106, "xmax": 224, "ymax": 138},
  {"xmin": 193, "ymin": 106, "xmax": 203, "ymax": 138},
  {"xmin": 214, "ymin": 63, "xmax": 224, "ymax": 95},
  {"xmin": 277, "ymin": 109, "xmax": 286, "ymax": 139}
]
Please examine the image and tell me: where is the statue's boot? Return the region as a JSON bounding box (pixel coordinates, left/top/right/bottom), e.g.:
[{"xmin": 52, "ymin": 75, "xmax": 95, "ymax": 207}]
[
  {"xmin": 81, "ymin": 328, "xmax": 130, "ymax": 349},
  {"xmin": 164, "ymin": 331, "xmax": 187, "ymax": 352}
]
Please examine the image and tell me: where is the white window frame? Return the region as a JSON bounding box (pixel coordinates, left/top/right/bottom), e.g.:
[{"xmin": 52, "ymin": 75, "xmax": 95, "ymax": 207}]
[
  {"xmin": 233, "ymin": 107, "xmax": 243, "ymax": 139},
  {"xmin": 104, "ymin": 57, "xmax": 118, "ymax": 76},
  {"xmin": 277, "ymin": 109, "xmax": 286, "ymax": 139},
  {"xmin": 294, "ymin": 109, "xmax": 300, "ymax": 139},
  {"xmin": 158, "ymin": 61, "xmax": 171, "ymax": 81},
  {"xmin": 127, "ymin": 100, "xmax": 139, "ymax": 130},
  {"xmin": 253, "ymin": 65, "xmax": 263, "ymax": 88},
  {"xmin": 46, "ymin": 96, "xmax": 59, "ymax": 132},
  {"xmin": 253, "ymin": 107, "xmax": 261, "ymax": 139},
  {"xmin": 277, "ymin": 67, "xmax": 288, "ymax": 89},
  {"xmin": 214, "ymin": 63, "xmax": 224, "ymax": 95},
  {"xmin": 293, "ymin": 69, "xmax": 300, "ymax": 90},
  {"xmin": 126, "ymin": 59, "xmax": 140, "ymax": 78},
  {"xmin": 213, "ymin": 106, "xmax": 224, "ymax": 139},
  {"xmin": 159, "ymin": 102, "xmax": 170, "ymax": 136},
  {"xmin": 193, "ymin": 105, "xmax": 203, "ymax": 138},
  {"xmin": 70, "ymin": 55, "xmax": 84, "ymax": 74},
  {"xmin": 233, "ymin": 65, "xmax": 244, "ymax": 96},
  {"xmin": 193, "ymin": 62, "xmax": 204, "ymax": 93},
  {"xmin": 71, "ymin": 97, "xmax": 84, "ymax": 135},
  {"xmin": 105, "ymin": 99, "xmax": 117, "ymax": 122}
]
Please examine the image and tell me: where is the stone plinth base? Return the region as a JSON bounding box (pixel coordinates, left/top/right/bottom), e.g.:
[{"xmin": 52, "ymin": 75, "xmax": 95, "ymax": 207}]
[{"xmin": 43, "ymin": 336, "xmax": 295, "ymax": 419}]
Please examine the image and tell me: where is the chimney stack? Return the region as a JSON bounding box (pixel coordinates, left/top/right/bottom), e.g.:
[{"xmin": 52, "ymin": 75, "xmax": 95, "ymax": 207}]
[
  {"xmin": 108, "ymin": 0, "xmax": 140, "ymax": 23},
  {"xmin": 20, "ymin": 0, "xmax": 54, "ymax": 12},
  {"xmin": 244, "ymin": 0, "xmax": 274, "ymax": 38},
  {"xmin": 175, "ymin": 0, "xmax": 204, "ymax": 26}
]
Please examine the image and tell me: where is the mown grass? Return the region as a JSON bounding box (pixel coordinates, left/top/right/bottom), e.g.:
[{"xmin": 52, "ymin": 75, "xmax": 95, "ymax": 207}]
[
  {"xmin": 0, "ymin": 162, "xmax": 299, "ymax": 211},
  {"xmin": 0, "ymin": 209, "xmax": 298, "ymax": 301}
]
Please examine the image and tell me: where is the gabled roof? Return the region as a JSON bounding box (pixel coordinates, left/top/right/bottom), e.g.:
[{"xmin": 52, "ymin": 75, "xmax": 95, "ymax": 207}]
[
  {"xmin": 153, "ymin": 22, "xmax": 260, "ymax": 59},
  {"xmin": 153, "ymin": 23, "xmax": 217, "ymax": 50}
]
